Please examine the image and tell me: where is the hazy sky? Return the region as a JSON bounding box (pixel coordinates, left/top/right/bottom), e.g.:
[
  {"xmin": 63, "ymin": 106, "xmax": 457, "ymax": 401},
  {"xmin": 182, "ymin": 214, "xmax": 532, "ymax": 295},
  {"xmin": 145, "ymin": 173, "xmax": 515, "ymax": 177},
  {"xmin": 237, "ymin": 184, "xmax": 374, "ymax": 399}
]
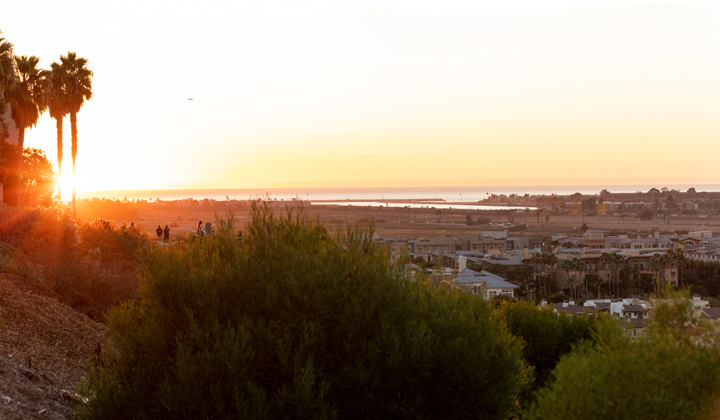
[{"xmin": 3, "ymin": 0, "xmax": 719, "ymax": 192}]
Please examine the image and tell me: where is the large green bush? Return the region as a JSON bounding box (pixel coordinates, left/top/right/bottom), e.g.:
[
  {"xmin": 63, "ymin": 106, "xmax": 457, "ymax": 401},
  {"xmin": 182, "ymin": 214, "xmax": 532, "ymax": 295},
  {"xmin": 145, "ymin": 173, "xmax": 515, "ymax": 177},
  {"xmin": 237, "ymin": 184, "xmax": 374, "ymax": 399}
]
[
  {"xmin": 525, "ymin": 293, "xmax": 720, "ymax": 420},
  {"xmin": 80, "ymin": 203, "xmax": 530, "ymax": 419},
  {"xmin": 498, "ymin": 301, "xmax": 598, "ymax": 388},
  {"xmin": 0, "ymin": 206, "xmax": 147, "ymax": 318}
]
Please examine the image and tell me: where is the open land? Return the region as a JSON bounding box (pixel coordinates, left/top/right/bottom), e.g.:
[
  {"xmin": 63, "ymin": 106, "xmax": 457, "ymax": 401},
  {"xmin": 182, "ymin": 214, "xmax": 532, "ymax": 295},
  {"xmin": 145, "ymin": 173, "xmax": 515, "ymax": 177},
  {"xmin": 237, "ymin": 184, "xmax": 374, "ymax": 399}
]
[
  {"xmin": 4, "ymin": 191, "xmax": 720, "ymax": 418},
  {"xmin": 76, "ymin": 198, "xmax": 720, "ymax": 240}
]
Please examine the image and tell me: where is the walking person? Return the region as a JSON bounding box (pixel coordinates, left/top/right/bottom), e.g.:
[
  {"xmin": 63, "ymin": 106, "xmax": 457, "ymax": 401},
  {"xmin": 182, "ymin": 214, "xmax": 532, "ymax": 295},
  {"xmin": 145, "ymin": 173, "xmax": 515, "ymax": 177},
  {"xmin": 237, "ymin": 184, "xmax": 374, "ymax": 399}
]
[
  {"xmin": 163, "ymin": 225, "xmax": 170, "ymax": 242},
  {"xmin": 197, "ymin": 221, "xmax": 205, "ymax": 237},
  {"xmin": 156, "ymin": 225, "xmax": 163, "ymax": 241}
]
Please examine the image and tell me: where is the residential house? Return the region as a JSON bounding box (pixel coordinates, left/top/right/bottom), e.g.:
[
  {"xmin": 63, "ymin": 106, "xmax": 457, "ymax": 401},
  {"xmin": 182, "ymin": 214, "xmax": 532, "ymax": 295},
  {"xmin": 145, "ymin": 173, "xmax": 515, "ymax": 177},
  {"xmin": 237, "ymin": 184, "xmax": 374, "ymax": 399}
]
[{"xmin": 453, "ymin": 268, "xmax": 518, "ymax": 299}]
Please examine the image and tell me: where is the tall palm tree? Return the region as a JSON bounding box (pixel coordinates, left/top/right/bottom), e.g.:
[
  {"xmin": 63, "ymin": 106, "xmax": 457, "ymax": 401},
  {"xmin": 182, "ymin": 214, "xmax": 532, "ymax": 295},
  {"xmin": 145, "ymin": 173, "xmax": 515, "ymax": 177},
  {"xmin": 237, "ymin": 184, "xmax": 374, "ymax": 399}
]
[
  {"xmin": 0, "ymin": 34, "xmax": 16, "ymax": 204},
  {"xmin": 4, "ymin": 55, "xmax": 46, "ymax": 206},
  {"xmin": 541, "ymin": 253, "xmax": 558, "ymax": 298},
  {"xmin": 601, "ymin": 252, "xmax": 625, "ymax": 298},
  {"xmin": 561, "ymin": 258, "xmax": 577, "ymax": 300},
  {"xmin": 667, "ymin": 248, "xmax": 685, "ymax": 288},
  {"xmin": 650, "ymin": 253, "xmax": 671, "ymax": 293},
  {"xmin": 563, "ymin": 257, "xmax": 587, "ymax": 301},
  {"xmin": 0, "ymin": 33, "xmax": 14, "ymax": 93},
  {"xmin": 60, "ymin": 52, "xmax": 92, "ymax": 205},
  {"xmin": 43, "ymin": 61, "xmax": 70, "ymax": 200}
]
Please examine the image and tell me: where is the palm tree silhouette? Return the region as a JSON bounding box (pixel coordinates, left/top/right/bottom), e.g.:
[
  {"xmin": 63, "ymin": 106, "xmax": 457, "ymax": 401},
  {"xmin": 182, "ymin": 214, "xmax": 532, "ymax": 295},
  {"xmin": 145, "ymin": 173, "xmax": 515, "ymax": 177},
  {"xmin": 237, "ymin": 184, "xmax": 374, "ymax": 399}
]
[
  {"xmin": 0, "ymin": 34, "xmax": 13, "ymax": 97},
  {"xmin": 43, "ymin": 60, "xmax": 70, "ymax": 200},
  {"xmin": 59, "ymin": 52, "xmax": 92, "ymax": 205},
  {"xmin": 0, "ymin": 34, "xmax": 15, "ymax": 204},
  {"xmin": 5, "ymin": 55, "xmax": 46, "ymax": 206}
]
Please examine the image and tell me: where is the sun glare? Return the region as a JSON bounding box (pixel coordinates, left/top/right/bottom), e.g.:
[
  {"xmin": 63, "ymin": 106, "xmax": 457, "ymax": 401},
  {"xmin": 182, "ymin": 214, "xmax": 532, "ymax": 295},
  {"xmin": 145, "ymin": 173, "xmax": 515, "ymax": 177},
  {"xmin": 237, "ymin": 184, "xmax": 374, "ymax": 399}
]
[{"xmin": 56, "ymin": 173, "xmax": 76, "ymax": 202}]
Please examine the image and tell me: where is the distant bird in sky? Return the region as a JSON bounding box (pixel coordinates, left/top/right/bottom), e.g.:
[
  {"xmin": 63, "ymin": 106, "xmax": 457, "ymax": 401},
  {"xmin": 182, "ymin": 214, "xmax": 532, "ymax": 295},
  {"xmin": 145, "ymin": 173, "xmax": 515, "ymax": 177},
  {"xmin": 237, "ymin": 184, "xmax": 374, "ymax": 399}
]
[{"xmin": 187, "ymin": 98, "xmax": 193, "ymax": 101}]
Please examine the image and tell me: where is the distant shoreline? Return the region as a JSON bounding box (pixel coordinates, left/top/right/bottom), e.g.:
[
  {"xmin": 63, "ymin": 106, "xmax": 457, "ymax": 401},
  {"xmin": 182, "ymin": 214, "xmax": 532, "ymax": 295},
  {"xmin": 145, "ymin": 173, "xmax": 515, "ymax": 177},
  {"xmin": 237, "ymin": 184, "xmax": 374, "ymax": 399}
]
[{"xmin": 78, "ymin": 184, "xmax": 720, "ymax": 202}]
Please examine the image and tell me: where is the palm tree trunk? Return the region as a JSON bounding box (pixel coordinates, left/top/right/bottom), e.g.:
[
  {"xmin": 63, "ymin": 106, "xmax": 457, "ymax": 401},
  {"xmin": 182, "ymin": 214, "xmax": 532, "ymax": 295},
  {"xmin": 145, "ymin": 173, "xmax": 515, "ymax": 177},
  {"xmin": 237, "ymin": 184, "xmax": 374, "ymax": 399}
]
[
  {"xmin": 70, "ymin": 111, "xmax": 77, "ymax": 205},
  {"xmin": 16, "ymin": 127, "xmax": 24, "ymax": 207},
  {"xmin": 56, "ymin": 116, "xmax": 63, "ymax": 201}
]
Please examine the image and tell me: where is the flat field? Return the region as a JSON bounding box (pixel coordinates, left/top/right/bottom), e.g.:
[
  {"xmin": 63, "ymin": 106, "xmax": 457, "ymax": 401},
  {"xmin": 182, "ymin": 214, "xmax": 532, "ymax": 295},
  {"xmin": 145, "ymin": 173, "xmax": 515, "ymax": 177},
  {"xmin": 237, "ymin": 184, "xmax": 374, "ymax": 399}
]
[{"xmin": 80, "ymin": 201, "xmax": 720, "ymax": 240}]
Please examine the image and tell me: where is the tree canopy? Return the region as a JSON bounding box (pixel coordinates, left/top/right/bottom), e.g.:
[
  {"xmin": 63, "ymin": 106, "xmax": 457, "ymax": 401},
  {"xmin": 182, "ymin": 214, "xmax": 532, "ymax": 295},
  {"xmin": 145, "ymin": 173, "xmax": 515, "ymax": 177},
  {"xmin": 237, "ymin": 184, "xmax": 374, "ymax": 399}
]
[{"xmin": 80, "ymin": 203, "xmax": 530, "ymax": 420}]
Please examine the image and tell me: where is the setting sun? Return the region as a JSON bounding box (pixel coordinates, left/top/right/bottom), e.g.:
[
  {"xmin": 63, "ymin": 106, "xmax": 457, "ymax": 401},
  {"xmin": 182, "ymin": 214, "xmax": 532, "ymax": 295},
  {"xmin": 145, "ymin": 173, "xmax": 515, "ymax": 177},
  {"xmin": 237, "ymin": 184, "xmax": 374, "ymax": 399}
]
[{"xmin": 55, "ymin": 172, "xmax": 76, "ymax": 202}]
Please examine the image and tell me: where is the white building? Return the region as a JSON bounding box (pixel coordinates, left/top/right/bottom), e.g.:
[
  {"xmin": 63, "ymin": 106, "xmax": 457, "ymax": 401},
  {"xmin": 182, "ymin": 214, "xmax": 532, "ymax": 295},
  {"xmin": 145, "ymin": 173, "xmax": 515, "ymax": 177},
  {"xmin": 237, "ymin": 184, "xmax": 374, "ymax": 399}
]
[{"xmin": 453, "ymin": 268, "xmax": 518, "ymax": 299}]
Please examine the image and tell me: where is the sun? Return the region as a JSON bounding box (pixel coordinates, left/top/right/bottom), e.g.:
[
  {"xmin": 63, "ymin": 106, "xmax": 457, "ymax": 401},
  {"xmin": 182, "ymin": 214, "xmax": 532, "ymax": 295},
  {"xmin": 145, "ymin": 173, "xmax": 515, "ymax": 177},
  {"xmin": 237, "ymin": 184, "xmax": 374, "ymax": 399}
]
[{"xmin": 55, "ymin": 172, "xmax": 76, "ymax": 202}]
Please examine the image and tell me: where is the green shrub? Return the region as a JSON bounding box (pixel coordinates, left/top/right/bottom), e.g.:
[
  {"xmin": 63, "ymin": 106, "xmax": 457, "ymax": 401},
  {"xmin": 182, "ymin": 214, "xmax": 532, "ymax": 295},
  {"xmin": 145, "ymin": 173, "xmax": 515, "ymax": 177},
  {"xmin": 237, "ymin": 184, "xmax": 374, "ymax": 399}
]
[
  {"xmin": 498, "ymin": 301, "xmax": 597, "ymax": 389},
  {"xmin": 80, "ymin": 203, "xmax": 530, "ymax": 419},
  {"xmin": 525, "ymin": 292, "xmax": 720, "ymax": 420},
  {"xmin": 0, "ymin": 206, "xmax": 148, "ymax": 318}
]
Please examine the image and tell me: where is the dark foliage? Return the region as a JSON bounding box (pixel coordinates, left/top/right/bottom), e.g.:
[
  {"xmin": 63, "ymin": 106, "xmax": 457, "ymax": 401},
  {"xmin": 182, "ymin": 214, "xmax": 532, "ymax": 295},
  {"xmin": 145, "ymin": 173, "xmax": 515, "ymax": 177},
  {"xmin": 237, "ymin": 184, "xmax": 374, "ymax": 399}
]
[
  {"xmin": 0, "ymin": 207, "xmax": 148, "ymax": 319},
  {"xmin": 80, "ymin": 203, "xmax": 530, "ymax": 420}
]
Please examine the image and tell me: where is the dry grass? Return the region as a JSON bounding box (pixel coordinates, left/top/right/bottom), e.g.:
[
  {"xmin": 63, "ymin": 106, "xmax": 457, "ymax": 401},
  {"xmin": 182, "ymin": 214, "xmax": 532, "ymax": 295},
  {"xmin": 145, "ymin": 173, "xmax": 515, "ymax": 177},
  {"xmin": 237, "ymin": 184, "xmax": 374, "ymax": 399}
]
[{"xmin": 103, "ymin": 202, "xmax": 720, "ymax": 240}]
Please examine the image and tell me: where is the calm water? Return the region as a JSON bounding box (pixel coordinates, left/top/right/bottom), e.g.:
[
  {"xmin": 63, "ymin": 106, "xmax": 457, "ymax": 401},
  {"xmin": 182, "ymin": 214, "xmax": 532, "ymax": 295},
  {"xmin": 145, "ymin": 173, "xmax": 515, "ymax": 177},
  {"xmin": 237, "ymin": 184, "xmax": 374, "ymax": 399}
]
[
  {"xmin": 82, "ymin": 184, "xmax": 720, "ymax": 204},
  {"xmin": 314, "ymin": 201, "xmax": 535, "ymax": 211}
]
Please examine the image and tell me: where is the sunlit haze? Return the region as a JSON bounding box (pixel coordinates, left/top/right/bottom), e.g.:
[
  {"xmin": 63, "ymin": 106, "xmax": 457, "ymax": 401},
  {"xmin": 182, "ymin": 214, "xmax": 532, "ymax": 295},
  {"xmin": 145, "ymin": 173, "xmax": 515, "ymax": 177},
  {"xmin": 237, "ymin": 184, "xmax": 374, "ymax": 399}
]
[{"xmin": 4, "ymin": 0, "xmax": 720, "ymax": 195}]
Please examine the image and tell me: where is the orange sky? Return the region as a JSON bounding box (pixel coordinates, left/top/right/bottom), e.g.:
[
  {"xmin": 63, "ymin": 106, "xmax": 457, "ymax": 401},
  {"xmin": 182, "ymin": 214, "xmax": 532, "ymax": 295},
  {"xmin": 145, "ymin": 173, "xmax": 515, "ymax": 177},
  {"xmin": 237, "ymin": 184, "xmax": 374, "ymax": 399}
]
[{"xmin": 3, "ymin": 0, "xmax": 720, "ymax": 194}]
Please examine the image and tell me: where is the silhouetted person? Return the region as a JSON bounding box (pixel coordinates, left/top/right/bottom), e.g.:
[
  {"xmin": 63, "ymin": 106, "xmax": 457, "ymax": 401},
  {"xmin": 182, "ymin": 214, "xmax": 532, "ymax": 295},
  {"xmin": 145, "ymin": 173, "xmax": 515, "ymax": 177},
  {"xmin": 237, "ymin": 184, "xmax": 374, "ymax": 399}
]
[
  {"xmin": 197, "ymin": 221, "xmax": 205, "ymax": 237},
  {"xmin": 163, "ymin": 225, "xmax": 170, "ymax": 241},
  {"xmin": 156, "ymin": 225, "xmax": 163, "ymax": 241}
]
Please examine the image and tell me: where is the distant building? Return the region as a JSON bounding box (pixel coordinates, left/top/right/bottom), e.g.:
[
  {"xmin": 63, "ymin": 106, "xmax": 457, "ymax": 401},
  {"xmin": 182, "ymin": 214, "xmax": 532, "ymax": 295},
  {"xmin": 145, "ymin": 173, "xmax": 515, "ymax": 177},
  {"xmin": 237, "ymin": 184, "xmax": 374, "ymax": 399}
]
[{"xmin": 453, "ymin": 267, "xmax": 518, "ymax": 299}]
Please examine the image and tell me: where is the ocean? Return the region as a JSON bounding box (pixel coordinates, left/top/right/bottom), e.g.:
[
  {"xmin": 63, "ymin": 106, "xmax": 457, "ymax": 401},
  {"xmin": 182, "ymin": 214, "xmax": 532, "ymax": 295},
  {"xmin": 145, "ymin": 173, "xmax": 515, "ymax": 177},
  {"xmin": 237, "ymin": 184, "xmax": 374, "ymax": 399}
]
[{"xmin": 81, "ymin": 184, "xmax": 720, "ymax": 204}]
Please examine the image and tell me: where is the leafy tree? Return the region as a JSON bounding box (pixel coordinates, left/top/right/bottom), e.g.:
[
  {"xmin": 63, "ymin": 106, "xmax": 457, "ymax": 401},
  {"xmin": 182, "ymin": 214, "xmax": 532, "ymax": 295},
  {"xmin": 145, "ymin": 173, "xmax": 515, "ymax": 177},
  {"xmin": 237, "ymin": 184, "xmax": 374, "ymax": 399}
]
[
  {"xmin": 684, "ymin": 259, "xmax": 720, "ymax": 298},
  {"xmin": 80, "ymin": 204, "xmax": 530, "ymax": 420},
  {"xmin": 547, "ymin": 294, "xmax": 570, "ymax": 304},
  {"xmin": 584, "ymin": 272, "xmax": 602, "ymax": 299},
  {"xmin": 20, "ymin": 147, "xmax": 56, "ymax": 206},
  {"xmin": 638, "ymin": 209, "xmax": 654, "ymax": 220},
  {"xmin": 0, "ymin": 144, "xmax": 56, "ymax": 206},
  {"xmin": 666, "ymin": 193, "xmax": 676, "ymax": 209},
  {"xmin": 526, "ymin": 291, "xmax": 720, "ymax": 420},
  {"xmin": 581, "ymin": 198, "xmax": 597, "ymax": 216},
  {"xmin": 498, "ymin": 301, "xmax": 597, "ymax": 391}
]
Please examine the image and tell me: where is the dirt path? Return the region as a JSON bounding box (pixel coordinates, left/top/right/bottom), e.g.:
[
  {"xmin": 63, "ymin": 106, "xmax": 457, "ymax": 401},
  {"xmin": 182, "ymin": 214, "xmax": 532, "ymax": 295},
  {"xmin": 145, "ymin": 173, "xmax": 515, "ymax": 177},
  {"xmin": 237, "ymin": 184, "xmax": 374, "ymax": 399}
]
[{"xmin": 0, "ymin": 273, "xmax": 109, "ymax": 419}]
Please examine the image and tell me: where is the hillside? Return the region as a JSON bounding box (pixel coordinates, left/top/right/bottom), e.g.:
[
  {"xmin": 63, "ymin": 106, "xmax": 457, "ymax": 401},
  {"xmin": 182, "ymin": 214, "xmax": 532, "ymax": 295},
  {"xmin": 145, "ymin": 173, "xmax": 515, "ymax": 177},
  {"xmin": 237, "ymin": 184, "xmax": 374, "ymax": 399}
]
[{"xmin": 0, "ymin": 273, "xmax": 109, "ymax": 419}]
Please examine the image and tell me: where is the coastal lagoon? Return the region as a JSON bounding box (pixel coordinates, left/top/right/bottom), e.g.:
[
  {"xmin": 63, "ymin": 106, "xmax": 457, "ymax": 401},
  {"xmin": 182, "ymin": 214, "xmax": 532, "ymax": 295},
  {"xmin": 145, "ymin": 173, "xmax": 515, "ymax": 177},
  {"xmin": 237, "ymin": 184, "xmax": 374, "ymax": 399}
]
[{"xmin": 80, "ymin": 184, "xmax": 720, "ymax": 203}]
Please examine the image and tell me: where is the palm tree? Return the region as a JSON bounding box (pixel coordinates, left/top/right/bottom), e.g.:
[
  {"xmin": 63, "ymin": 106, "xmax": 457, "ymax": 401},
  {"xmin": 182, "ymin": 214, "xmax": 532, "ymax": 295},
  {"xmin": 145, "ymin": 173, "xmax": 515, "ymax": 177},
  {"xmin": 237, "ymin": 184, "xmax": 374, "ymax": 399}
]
[
  {"xmin": 59, "ymin": 52, "xmax": 92, "ymax": 205},
  {"xmin": 529, "ymin": 253, "xmax": 543, "ymax": 299},
  {"xmin": 576, "ymin": 258, "xmax": 588, "ymax": 301},
  {"xmin": 542, "ymin": 253, "xmax": 558, "ymax": 298},
  {"xmin": 43, "ymin": 61, "xmax": 70, "ymax": 200},
  {"xmin": 667, "ymin": 248, "xmax": 685, "ymax": 288},
  {"xmin": 650, "ymin": 253, "xmax": 671, "ymax": 293},
  {"xmin": 0, "ymin": 33, "xmax": 13, "ymax": 92},
  {"xmin": 0, "ymin": 35, "xmax": 16, "ymax": 204},
  {"xmin": 562, "ymin": 258, "xmax": 577, "ymax": 300},
  {"xmin": 601, "ymin": 252, "xmax": 625, "ymax": 298},
  {"xmin": 4, "ymin": 55, "xmax": 46, "ymax": 206},
  {"xmin": 563, "ymin": 257, "xmax": 587, "ymax": 301}
]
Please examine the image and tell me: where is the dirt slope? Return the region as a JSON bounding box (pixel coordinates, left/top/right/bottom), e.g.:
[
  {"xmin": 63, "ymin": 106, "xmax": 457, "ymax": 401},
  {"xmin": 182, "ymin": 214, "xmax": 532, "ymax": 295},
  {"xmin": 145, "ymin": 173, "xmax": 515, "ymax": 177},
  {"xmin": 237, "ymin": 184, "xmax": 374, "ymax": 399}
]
[{"xmin": 0, "ymin": 273, "xmax": 109, "ymax": 419}]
